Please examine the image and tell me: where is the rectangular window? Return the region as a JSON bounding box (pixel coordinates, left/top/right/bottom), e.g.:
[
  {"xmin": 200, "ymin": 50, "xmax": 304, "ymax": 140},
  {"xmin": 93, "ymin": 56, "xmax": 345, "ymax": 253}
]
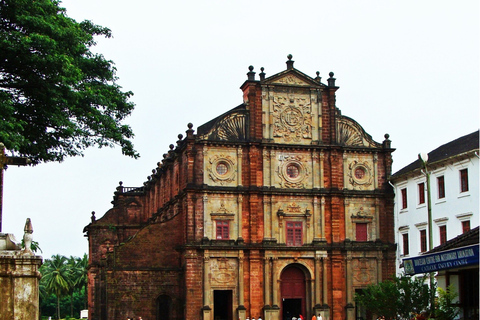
[
  {"xmin": 401, "ymin": 188, "xmax": 407, "ymax": 209},
  {"xmin": 420, "ymin": 229, "xmax": 427, "ymax": 252},
  {"xmin": 418, "ymin": 183, "xmax": 425, "ymax": 204},
  {"xmin": 462, "ymin": 220, "xmax": 470, "ymax": 234},
  {"xmin": 356, "ymin": 223, "xmax": 368, "ymax": 241},
  {"xmin": 437, "ymin": 176, "xmax": 445, "ymax": 199},
  {"xmin": 286, "ymin": 222, "xmax": 303, "ymax": 246},
  {"xmin": 460, "ymin": 169, "xmax": 469, "ymax": 192},
  {"xmin": 402, "ymin": 233, "xmax": 409, "ymax": 256},
  {"xmin": 216, "ymin": 220, "xmax": 229, "ymax": 239},
  {"xmin": 439, "ymin": 225, "xmax": 447, "ymax": 245}
]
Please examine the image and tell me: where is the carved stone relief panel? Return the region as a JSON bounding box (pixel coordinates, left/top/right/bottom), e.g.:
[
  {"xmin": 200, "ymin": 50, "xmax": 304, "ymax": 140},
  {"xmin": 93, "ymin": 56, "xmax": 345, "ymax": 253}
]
[
  {"xmin": 352, "ymin": 258, "xmax": 377, "ymax": 286},
  {"xmin": 344, "ymin": 154, "xmax": 375, "ymax": 191},
  {"xmin": 272, "ymin": 75, "xmax": 310, "ymax": 86},
  {"xmin": 210, "ymin": 258, "xmax": 238, "ymax": 287},
  {"xmin": 271, "ymin": 92, "xmax": 312, "ymax": 144},
  {"xmin": 272, "ymin": 151, "xmax": 312, "ymax": 189},
  {"xmin": 204, "ymin": 147, "xmax": 238, "ymax": 187}
]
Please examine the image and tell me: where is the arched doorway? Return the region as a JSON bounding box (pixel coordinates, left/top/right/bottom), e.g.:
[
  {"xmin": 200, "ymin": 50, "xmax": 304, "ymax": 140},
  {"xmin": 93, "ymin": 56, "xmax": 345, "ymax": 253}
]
[
  {"xmin": 156, "ymin": 294, "xmax": 171, "ymax": 320},
  {"xmin": 280, "ymin": 265, "xmax": 306, "ymax": 320}
]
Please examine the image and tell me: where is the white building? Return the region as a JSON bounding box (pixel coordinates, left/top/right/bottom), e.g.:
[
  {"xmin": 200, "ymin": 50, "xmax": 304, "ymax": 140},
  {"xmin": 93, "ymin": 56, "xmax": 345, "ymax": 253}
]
[
  {"xmin": 391, "ymin": 130, "xmax": 479, "ymax": 273},
  {"xmin": 390, "ymin": 130, "xmax": 479, "ymax": 319}
]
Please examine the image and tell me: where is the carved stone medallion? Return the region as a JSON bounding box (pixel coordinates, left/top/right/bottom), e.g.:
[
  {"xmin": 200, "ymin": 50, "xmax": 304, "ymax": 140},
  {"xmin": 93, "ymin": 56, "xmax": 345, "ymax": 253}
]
[
  {"xmin": 272, "ymin": 95, "xmax": 312, "ymax": 143},
  {"xmin": 276, "ymin": 155, "xmax": 309, "ymax": 189},
  {"xmin": 207, "ymin": 154, "xmax": 236, "ymax": 185}
]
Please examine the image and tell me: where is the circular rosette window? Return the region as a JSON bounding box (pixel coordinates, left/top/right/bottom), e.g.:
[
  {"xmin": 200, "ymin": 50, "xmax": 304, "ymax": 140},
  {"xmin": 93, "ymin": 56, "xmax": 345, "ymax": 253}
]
[
  {"xmin": 350, "ymin": 163, "xmax": 372, "ymax": 186},
  {"xmin": 279, "ymin": 161, "xmax": 307, "ymax": 187},
  {"xmin": 209, "ymin": 156, "xmax": 236, "ymax": 184}
]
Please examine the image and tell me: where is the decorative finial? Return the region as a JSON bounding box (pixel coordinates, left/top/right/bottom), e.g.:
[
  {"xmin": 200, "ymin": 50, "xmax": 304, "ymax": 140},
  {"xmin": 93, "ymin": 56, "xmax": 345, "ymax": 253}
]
[
  {"xmin": 91, "ymin": 211, "xmax": 96, "ymax": 223},
  {"xmin": 327, "ymin": 72, "xmax": 336, "ymax": 87},
  {"xmin": 169, "ymin": 144, "xmax": 174, "ymax": 150},
  {"xmin": 163, "ymin": 153, "xmax": 168, "ymax": 159},
  {"xmin": 247, "ymin": 65, "xmax": 256, "ymax": 81},
  {"xmin": 315, "ymin": 71, "xmax": 321, "ymax": 83},
  {"xmin": 286, "ymin": 55, "xmax": 294, "ymax": 70},
  {"xmin": 119, "ymin": 181, "xmax": 123, "ymax": 186},
  {"xmin": 383, "ymin": 133, "xmax": 391, "ymax": 149},
  {"xmin": 22, "ymin": 218, "xmax": 34, "ymax": 255},
  {"xmin": 259, "ymin": 67, "xmax": 266, "ymax": 81},
  {"xmin": 186, "ymin": 123, "xmax": 195, "ymax": 138},
  {"xmin": 178, "ymin": 134, "xmax": 183, "ymax": 140}
]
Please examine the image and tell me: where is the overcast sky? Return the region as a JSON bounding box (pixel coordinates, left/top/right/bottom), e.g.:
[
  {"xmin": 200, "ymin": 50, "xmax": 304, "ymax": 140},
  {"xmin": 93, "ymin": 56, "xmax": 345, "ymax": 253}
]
[{"xmin": 3, "ymin": 0, "xmax": 479, "ymax": 259}]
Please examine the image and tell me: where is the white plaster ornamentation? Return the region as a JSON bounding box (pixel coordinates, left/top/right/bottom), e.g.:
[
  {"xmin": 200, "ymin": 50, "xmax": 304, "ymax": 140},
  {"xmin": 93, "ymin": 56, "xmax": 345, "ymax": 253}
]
[
  {"xmin": 347, "ymin": 160, "xmax": 373, "ymax": 189},
  {"xmin": 272, "ymin": 94, "xmax": 312, "ymax": 143},
  {"xmin": 207, "ymin": 154, "xmax": 236, "ymax": 185},
  {"xmin": 276, "ymin": 155, "xmax": 310, "ymax": 189}
]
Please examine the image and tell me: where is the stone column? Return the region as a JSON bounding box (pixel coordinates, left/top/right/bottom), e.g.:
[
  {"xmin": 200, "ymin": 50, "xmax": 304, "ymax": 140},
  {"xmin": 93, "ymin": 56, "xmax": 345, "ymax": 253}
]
[
  {"xmin": 320, "ymin": 197, "xmax": 326, "ymax": 241},
  {"xmin": 203, "ymin": 254, "xmax": 212, "ymax": 320},
  {"xmin": 237, "ymin": 147, "xmax": 243, "ymax": 186},
  {"xmin": 0, "ymin": 223, "xmax": 42, "ymax": 320},
  {"xmin": 238, "ymin": 196, "xmax": 243, "ymax": 240},
  {"xmin": 314, "ymin": 253, "xmax": 321, "ymax": 306},
  {"xmin": 264, "ymin": 256, "xmax": 271, "ymax": 306},
  {"xmin": 345, "ymin": 254, "xmax": 354, "ymax": 320},
  {"xmin": 320, "ymin": 152, "xmax": 325, "ymax": 189},
  {"xmin": 238, "ymin": 253, "xmax": 246, "ymax": 320}
]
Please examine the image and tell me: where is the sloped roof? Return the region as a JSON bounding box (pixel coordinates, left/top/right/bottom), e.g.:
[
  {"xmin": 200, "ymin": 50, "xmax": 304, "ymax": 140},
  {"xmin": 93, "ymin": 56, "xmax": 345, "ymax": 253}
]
[
  {"xmin": 428, "ymin": 226, "xmax": 479, "ymax": 254},
  {"xmin": 392, "ymin": 130, "xmax": 479, "ymax": 178}
]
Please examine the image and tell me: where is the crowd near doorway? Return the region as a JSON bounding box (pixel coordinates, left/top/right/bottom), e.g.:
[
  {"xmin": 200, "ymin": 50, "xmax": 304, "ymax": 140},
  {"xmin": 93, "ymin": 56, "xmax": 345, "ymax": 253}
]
[{"xmin": 281, "ymin": 265, "xmax": 306, "ymax": 320}]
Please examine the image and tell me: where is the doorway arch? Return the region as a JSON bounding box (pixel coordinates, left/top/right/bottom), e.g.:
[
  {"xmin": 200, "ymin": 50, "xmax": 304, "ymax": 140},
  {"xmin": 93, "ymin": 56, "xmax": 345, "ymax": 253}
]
[
  {"xmin": 156, "ymin": 294, "xmax": 171, "ymax": 320},
  {"xmin": 280, "ymin": 265, "xmax": 307, "ymax": 320}
]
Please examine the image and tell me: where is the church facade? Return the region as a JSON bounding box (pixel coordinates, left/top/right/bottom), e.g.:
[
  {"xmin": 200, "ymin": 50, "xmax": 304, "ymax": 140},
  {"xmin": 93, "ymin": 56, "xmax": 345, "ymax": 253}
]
[{"xmin": 84, "ymin": 56, "xmax": 396, "ymax": 320}]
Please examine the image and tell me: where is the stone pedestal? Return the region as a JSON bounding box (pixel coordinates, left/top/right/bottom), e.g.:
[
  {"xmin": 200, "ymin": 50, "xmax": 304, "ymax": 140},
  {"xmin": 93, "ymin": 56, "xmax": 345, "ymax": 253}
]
[{"xmin": 0, "ymin": 233, "xmax": 42, "ymax": 320}]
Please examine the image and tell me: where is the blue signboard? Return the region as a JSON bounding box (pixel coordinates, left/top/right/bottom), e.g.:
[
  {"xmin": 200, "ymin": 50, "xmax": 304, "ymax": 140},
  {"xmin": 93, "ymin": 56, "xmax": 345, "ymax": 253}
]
[{"xmin": 403, "ymin": 244, "xmax": 479, "ymax": 275}]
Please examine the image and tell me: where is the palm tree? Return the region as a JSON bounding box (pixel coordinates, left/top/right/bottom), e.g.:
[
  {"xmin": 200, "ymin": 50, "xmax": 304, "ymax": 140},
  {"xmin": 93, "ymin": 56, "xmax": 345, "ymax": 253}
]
[
  {"xmin": 41, "ymin": 255, "xmax": 73, "ymax": 319},
  {"xmin": 66, "ymin": 254, "xmax": 89, "ymax": 317},
  {"xmin": 75, "ymin": 253, "xmax": 89, "ymax": 309}
]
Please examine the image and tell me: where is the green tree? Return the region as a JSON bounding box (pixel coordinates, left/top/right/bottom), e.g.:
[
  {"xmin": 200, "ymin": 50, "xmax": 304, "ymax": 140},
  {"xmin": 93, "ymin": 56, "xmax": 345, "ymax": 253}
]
[
  {"xmin": 355, "ymin": 275, "xmax": 433, "ymax": 320},
  {"xmin": 435, "ymin": 286, "xmax": 459, "ymax": 320},
  {"xmin": 0, "ymin": 0, "xmax": 138, "ymax": 164},
  {"xmin": 41, "ymin": 254, "xmax": 73, "ymax": 319}
]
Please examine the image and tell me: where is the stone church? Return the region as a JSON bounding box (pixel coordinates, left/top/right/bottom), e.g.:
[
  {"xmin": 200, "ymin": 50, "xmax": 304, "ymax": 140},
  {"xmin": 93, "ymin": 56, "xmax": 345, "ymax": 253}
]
[{"xmin": 84, "ymin": 56, "xmax": 396, "ymax": 320}]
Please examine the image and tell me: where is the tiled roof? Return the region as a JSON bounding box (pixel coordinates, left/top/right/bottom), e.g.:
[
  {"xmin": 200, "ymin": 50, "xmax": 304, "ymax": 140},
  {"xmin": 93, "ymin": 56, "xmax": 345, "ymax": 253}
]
[
  {"xmin": 428, "ymin": 226, "xmax": 479, "ymax": 253},
  {"xmin": 392, "ymin": 130, "xmax": 479, "ymax": 178}
]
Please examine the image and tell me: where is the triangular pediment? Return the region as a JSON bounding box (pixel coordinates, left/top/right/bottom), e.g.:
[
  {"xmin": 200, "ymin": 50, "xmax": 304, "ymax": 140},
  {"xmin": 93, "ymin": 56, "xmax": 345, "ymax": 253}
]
[{"xmin": 264, "ymin": 69, "xmax": 324, "ymax": 87}]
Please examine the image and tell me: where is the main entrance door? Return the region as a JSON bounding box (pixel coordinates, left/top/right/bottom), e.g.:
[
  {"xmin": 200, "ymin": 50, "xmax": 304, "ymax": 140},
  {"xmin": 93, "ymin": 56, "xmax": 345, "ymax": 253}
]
[
  {"xmin": 214, "ymin": 290, "xmax": 233, "ymax": 320},
  {"xmin": 281, "ymin": 266, "xmax": 306, "ymax": 320}
]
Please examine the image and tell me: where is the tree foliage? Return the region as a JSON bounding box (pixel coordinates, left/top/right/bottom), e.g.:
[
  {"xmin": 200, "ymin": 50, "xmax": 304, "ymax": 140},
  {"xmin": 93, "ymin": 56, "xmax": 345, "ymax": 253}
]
[
  {"xmin": 355, "ymin": 275, "xmax": 433, "ymax": 320},
  {"xmin": 40, "ymin": 254, "xmax": 88, "ymax": 319},
  {"xmin": 0, "ymin": 0, "xmax": 138, "ymax": 164}
]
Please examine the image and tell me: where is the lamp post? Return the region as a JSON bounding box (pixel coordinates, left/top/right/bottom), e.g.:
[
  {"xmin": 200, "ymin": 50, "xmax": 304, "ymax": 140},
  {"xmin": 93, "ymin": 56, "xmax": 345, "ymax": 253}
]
[{"xmin": 418, "ymin": 152, "xmax": 435, "ymax": 315}]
